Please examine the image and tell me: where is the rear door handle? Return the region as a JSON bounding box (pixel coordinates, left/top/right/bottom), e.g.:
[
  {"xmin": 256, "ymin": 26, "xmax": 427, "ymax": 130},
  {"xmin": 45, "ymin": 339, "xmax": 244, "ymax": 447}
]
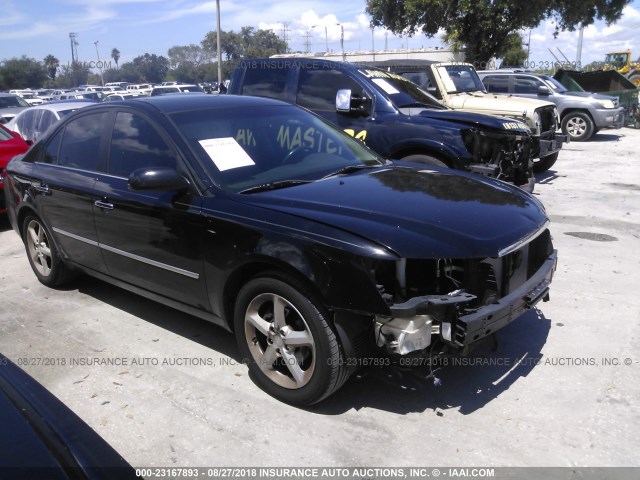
[
  {"xmin": 94, "ymin": 200, "xmax": 114, "ymax": 210},
  {"xmin": 34, "ymin": 184, "xmax": 50, "ymax": 193}
]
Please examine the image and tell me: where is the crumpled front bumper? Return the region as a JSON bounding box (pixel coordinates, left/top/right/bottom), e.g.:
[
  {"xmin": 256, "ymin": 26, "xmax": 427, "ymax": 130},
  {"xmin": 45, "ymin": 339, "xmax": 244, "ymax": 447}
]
[
  {"xmin": 538, "ymin": 135, "xmax": 568, "ymax": 158},
  {"xmin": 387, "ymin": 250, "xmax": 558, "ymax": 349}
]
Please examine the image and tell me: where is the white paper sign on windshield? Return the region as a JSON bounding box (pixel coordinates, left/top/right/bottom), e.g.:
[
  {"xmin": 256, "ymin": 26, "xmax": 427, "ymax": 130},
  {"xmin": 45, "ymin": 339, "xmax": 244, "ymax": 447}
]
[
  {"xmin": 436, "ymin": 67, "xmax": 458, "ymax": 93},
  {"xmin": 198, "ymin": 137, "xmax": 255, "ymax": 171},
  {"xmin": 372, "ymin": 78, "xmax": 400, "ymax": 95}
]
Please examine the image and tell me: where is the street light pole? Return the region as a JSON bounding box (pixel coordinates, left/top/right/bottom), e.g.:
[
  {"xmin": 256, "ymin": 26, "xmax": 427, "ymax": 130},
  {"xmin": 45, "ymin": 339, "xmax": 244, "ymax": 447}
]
[
  {"xmin": 371, "ymin": 26, "xmax": 375, "ymax": 61},
  {"xmin": 216, "ymin": 0, "xmax": 223, "ymax": 90},
  {"xmin": 94, "ymin": 40, "xmax": 104, "ymax": 86}
]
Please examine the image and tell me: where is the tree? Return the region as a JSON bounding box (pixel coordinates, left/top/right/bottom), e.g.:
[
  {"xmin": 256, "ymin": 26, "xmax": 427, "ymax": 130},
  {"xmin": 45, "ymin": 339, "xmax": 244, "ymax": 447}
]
[
  {"xmin": 111, "ymin": 48, "xmax": 121, "ymax": 69},
  {"xmin": 500, "ymin": 33, "xmax": 528, "ymax": 67},
  {"xmin": 54, "ymin": 63, "xmax": 91, "ymax": 88},
  {"xmin": 43, "ymin": 55, "xmax": 60, "ymax": 82},
  {"xmin": 0, "ymin": 56, "xmax": 48, "ymax": 89},
  {"xmin": 131, "ymin": 53, "xmax": 169, "ymax": 83},
  {"xmin": 365, "ymin": 0, "xmax": 631, "ymax": 65},
  {"xmin": 202, "ymin": 27, "xmax": 287, "ymax": 62}
]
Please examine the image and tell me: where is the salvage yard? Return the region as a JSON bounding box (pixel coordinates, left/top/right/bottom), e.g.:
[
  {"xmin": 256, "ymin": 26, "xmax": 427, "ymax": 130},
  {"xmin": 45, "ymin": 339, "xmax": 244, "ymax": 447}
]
[{"xmin": 1, "ymin": 127, "xmax": 639, "ymax": 468}]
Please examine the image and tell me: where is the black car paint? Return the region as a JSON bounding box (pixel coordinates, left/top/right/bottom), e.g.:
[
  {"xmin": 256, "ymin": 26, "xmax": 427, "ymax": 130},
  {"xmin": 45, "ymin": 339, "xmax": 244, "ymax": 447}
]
[
  {"xmin": 228, "ymin": 58, "xmax": 534, "ymax": 187},
  {"xmin": 0, "ymin": 355, "xmax": 136, "ymax": 479},
  {"xmin": 5, "ymin": 95, "xmax": 555, "ymax": 365}
]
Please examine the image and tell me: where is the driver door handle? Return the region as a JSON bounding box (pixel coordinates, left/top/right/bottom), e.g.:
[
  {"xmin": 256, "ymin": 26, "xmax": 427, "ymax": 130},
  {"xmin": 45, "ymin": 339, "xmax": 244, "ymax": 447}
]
[{"xmin": 94, "ymin": 200, "xmax": 114, "ymax": 210}]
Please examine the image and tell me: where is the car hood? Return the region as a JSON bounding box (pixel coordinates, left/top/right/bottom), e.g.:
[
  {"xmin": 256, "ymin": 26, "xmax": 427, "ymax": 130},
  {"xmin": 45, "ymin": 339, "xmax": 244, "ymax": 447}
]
[
  {"xmin": 562, "ymin": 91, "xmax": 618, "ymax": 102},
  {"xmin": 234, "ymin": 166, "xmax": 548, "ymax": 259},
  {"xmin": 411, "ymin": 108, "xmax": 530, "ymax": 133},
  {"xmin": 448, "ymin": 92, "xmax": 555, "ymax": 117}
]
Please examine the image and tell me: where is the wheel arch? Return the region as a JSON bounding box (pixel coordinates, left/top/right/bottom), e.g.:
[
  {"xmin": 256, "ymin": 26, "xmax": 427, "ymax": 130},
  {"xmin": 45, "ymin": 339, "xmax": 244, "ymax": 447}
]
[
  {"xmin": 387, "ymin": 143, "xmax": 457, "ymax": 168},
  {"xmin": 560, "ymin": 107, "xmax": 593, "ymax": 122},
  {"xmin": 221, "ymin": 257, "xmax": 329, "ymax": 333}
]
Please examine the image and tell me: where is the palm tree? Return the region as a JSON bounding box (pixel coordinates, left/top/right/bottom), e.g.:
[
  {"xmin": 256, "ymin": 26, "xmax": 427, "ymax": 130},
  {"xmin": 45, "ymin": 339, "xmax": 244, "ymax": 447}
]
[
  {"xmin": 111, "ymin": 48, "xmax": 121, "ymax": 69},
  {"xmin": 43, "ymin": 54, "xmax": 59, "ymax": 86}
]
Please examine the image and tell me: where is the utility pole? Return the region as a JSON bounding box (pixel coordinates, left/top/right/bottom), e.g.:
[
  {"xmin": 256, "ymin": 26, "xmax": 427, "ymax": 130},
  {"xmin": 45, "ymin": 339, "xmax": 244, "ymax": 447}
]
[
  {"xmin": 576, "ymin": 26, "xmax": 584, "ymax": 69},
  {"xmin": 69, "ymin": 32, "xmax": 79, "ymax": 65},
  {"xmin": 340, "ymin": 24, "xmax": 345, "ymax": 61},
  {"xmin": 280, "ymin": 22, "xmax": 290, "ymax": 52},
  {"xmin": 303, "ymin": 30, "xmax": 313, "ymax": 54},
  {"xmin": 94, "ymin": 40, "xmax": 104, "ymax": 86},
  {"xmin": 311, "ymin": 25, "xmax": 329, "ymax": 53},
  {"xmin": 69, "ymin": 32, "xmax": 79, "ymax": 86},
  {"xmin": 371, "ymin": 26, "xmax": 375, "ymax": 61},
  {"xmin": 216, "ymin": 0, "xmax": 222, "ymax": 89}
]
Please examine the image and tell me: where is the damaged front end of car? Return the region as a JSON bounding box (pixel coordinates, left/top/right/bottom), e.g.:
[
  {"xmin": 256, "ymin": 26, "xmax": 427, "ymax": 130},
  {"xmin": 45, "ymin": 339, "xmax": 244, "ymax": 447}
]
[
  {"xmin": 370, "ymin": 224, "xmax": 557, "ymax": 358},
  {"xmin": 461, "ymin": 126, "xmax": 534, "ymax": 192}
]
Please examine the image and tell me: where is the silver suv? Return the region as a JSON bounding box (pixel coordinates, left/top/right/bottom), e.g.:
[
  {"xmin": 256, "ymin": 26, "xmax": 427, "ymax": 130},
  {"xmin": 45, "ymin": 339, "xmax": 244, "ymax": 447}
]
[{"xmin": 478, "ymin": 70, "xmax": 625, "ymax": 141}]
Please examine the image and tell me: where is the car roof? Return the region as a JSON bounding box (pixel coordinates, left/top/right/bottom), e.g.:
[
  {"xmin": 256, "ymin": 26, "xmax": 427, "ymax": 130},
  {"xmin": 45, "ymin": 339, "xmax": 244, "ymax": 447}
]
[
  {"xmin": 360, "ymin": 59, "xmax": 438, "ymax": 68},
  {"xmin": 19, "ymin": 101, "xmax": 94, "ymax": 112},
  {"xmin": 478, "ymin": 70, "xmax": 549, "ymax": 78},
  {"xmin": 134, "ymin": 93, "xmax": 291, "ymax": 114},
  {"xmin": 49, "ymin": 94, "xmax": 293, "ymax": 120}
]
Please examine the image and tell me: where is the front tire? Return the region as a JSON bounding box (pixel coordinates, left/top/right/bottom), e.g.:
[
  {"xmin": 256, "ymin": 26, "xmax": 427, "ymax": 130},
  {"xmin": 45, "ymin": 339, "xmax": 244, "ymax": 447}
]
[
  {"xmin": 234, "ymin": 274, "xmax": 347, "ymax": 405},
  {"xmin": 628, "ymin": 74, "xmax": 640, "ymax": 88},
  {"xmin": 561, "ymin": 112, "xmax": 594, "ymax": 141},
  {"xmin": 22, "ymin": 215, "xmax": 73, "ymax": 287},
  {"xmin": 532, "ymin": 152, "xmax": 558, "ymax": 173}
]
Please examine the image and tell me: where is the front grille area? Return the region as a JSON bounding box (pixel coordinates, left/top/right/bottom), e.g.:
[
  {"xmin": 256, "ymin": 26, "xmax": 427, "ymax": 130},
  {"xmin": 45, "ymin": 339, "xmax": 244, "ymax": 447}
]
[
  {"xmin": 462, "ymin": 129, "xmax": 532, "ymax": 186},
  {"xmin": 379, "ymin": 229, "xmax": 554, "ymax": 310},
  {"xmin": 537, "ymin": 106, "xmax": 557, "ymax": 135}
]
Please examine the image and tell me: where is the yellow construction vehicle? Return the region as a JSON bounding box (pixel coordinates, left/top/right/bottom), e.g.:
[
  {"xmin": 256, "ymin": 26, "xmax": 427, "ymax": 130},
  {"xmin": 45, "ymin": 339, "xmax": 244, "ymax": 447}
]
[{"xmin": 601, "ymin": 50, "xmax": 640, "ymax": 87}]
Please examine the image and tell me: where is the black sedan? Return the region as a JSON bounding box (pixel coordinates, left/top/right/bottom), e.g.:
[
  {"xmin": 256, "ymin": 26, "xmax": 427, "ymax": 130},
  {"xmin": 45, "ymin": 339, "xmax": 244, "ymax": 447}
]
[{"xmin": 4, "ymin": 95, "xmax": 557, "ymax": 405}]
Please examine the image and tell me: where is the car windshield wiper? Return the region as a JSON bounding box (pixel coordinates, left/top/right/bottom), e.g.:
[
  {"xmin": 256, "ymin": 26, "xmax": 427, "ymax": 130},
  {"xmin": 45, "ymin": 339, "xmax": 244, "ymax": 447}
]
[
  {"xmin": 321, "ymin": 164, "xmax": 379, "ymax": 179},
  {"xmin": 238, "ymin": 179, "xmax": 311, "ymax": 194},
  {"xmin": 397, "ymin": 101, "xmax": 438, "ymax": 109}
]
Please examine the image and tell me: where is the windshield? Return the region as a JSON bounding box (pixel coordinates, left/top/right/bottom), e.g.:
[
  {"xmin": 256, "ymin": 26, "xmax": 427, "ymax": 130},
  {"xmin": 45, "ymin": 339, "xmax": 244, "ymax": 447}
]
[
  {"xmin": 438, "ymin": 65, "xmax": 486, "ymax": 93},
  {"xmin": 357, "ymin": 68, "xmax": 444, "ymax": 109},
  {"xmin": 604, "ymin": 52, "xmax": 628, "ymax": 68},
  {"xmin": 0, "ymin": 96, "xmax": 30, "ymax": 108},
  {"xmin": 171, "ymin": 105, "xmax": 383, "ymax": 193},
  {"xmin": 541, "ymin": 76, "xmax": 568, "ymax": 93}
]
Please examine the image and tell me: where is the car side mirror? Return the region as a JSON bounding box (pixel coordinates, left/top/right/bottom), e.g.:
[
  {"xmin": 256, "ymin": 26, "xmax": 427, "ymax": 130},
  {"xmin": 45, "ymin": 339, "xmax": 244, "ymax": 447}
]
[
  {"xmin": 336, "ymin": 89, "xmax": 372, "ymax": 116},
  {"xmin": 537, "ymin": 86, "xmax": 551, "ymax": 96},
  {"xmin": 129, "ymin": 167, "xmax": 189, "ymax": 191}
]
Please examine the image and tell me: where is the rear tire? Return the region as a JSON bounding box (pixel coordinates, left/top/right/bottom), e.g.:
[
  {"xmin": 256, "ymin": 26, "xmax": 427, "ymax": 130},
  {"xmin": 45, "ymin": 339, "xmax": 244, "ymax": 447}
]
[
  {"xmin": 561, "ymin": 112, "xmax": 594, "ymax": 141},
  {"xmin": 532, "ymin": 152, "xmax": 558, "ymax": 173},
  {"xmin": 22, "ymin": 215, "xmax": 73, "ymax": 287},
  {"xmin": 234, "ymin": 274, "xmax": 347, "ymax": 405},
  {"xmin": 401, "ymin": 154, "xmax": 448, "ymax": 168}
]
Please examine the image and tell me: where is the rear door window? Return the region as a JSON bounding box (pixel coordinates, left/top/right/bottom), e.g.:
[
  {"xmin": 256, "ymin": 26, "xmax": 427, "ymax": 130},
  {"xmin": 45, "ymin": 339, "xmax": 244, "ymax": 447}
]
[
  {"xmin": 58, "ymin": 112, "xmax": 110, "ymax": 171},
  {"xmin": 482, "ymin": 75, "xmax": 510, "ymax": 93},
  {"xmin": 241, "ymin": 65, "xmax": 288, "ymax": 100}
]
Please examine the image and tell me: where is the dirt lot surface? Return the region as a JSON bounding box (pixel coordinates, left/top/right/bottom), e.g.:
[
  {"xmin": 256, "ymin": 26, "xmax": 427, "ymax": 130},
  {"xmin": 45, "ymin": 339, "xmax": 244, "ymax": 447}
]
[{"xmin": 1, "ymin": 128, "xmax": 639, "ymax": 470}]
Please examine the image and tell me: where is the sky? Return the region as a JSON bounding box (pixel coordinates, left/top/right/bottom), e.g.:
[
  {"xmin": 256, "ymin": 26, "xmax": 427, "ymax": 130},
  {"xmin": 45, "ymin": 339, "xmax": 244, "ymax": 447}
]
[{"xmin": 1, "ymin": 0, "xmax": 639, "ymax": 71}]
